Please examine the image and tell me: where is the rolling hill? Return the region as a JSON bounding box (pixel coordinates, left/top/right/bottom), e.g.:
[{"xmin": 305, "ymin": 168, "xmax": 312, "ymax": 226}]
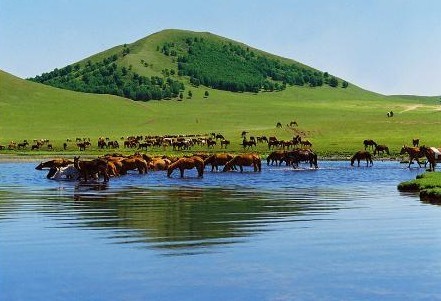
[{"xmin": 1, "ymin": 29, "xmax": 440, "ymax": 155}]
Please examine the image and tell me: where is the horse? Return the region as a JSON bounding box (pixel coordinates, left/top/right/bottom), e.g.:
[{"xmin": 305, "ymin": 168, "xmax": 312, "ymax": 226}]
[
  {"xmin": 276, "ymin": 122, "xmax": 282, "ymax": 128},
  {"xmin": 220, "ymin": 139, "xmax": 230, "ymax": 149},
  {"xmin": 399, "ymin": 145, "xmax": 426, "ymax": 168},
  {"xmin": 118, "ymin": 157, "xmax": 148, "ymax": 175},
  {"xmin": 242, "ymin": 139, "xmax": 256, "ymax": 149},
  {"xmin": 350, "ymin": 151, "xmax": 373, "ymax": 167},
  {"xmin": 300, "ymin": 140, "xmax": 312, "ymax": 148},
  {"xmin": 286, "ymin": 149, "xmax": 318, "ymax": 169},
  {"xmin": 387, "ymin": 111, "xmax": 394, "ymax": 117},
  {"xmin": 167, "ymin": 156, "xmax": 204, "ymax": 178},
  {"xmin": 266, "ymin": 150, "xmax": 287, "ymax": 166},
  {"xmin": 363, "ymin": 139, "xmax": 377, "ymax": 150},
  {"xmin": 412, "ymin": 138, "xmax": 420, "ymax": 147},
  {"xmin": 289, "ymin": 121, "xmax": 298, "ymax": 127},
  {"xmin": 419, "ymin": 146, "xmax": 441, "ymax": 171},
  {"xmin": 46, "ymin": 165, "xmax": 79, "ymax": 181},
  {"xmin": 74, "ymin": 156, "xmax": 110, "ymax": 182},
  {"xmin": 148, "ymin": 157, "xmax": 171, "ymax": 171},
  {"xmin": 223, "ymin": 154, "xmax": 261, "ymax": 172},
  {"xmin": 35, "ymin": 158, "xmax": 73, "ymax": 170},
  {"xmin": 204, "ymin": 153, "xmax": 234, "ymax": 171},
  {"xmin": 373, "ymin": 144, "xmax": 390, "ymax": 156}
]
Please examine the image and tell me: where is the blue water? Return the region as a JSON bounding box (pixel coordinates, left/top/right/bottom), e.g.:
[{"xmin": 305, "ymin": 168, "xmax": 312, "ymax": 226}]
[{"xmin": 1, "ymin": 161, "xmax": 441, "ymax": 301}]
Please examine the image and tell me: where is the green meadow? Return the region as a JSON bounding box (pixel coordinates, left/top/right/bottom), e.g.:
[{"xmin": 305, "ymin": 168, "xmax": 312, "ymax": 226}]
[
  {"xmin": 1, "ymin": 69, "xmax": 440, "ymax": 158},
  {"xmin": 1, "ymin": 29, "xmax": 440, "ymax": 157}
]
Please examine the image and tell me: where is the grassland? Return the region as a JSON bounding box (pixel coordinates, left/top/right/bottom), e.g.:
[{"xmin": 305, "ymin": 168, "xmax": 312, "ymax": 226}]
[
  {"xmin": 1, "ymin": 68, "xmax": 440, "ymax": 159},
  {"xmin": 1, "ymin": 29, "xmax": 441, "ymax": 158},
  {"xmin": 398, "ymin": 172, "xmax": 441, "ymax": 204}
]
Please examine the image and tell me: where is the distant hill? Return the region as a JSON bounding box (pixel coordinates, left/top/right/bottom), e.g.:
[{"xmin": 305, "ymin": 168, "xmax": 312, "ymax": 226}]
[{"xmin": 29, "ymin": 29, "xmax": 348, "ymax": 101}]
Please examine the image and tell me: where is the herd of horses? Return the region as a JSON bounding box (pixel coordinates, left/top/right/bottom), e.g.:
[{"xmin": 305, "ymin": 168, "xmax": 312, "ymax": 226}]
[{"xmin": 35, "ymin": 147, "xmax": 323, "ymax": 183}]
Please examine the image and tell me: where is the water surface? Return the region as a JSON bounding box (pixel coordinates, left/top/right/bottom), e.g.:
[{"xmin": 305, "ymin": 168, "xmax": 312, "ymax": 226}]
[{"xmin": 1, "ymin": 161, "xmax": 441, "ymax": 300}]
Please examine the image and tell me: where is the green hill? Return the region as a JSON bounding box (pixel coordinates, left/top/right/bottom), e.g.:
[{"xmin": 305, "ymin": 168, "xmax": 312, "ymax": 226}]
[
  {"xmin": 1, "ymin": 29, "xmax": 440, "ymax": 156},
  {"xmin": 29, "ymin": 29, "xmax": 348, "ymax": 101}
]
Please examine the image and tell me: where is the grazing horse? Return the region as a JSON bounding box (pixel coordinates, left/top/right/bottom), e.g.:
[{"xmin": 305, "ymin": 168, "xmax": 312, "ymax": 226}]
[
  {"xmin": 35, "ymin": 158, "xmax": 73, "ymax": 170},
  {"xmin": 266, "ymin": 150, "xmax": 287, "ymax": 166},
  {"xmin": 412, "ymin": 138, "xmax": 420, "ymax": 147},
  {"xmin": 419, "ymin": 146, "xmax": 441, "ymax": 171},
  {"xmin": 223, "ymin": 154, "xmax": 261, "ymax": 172},
  {"xmin": 242, "ymin": 139, "xmax": 256, "ymax": 149},
  {"xmin": 204, "ymin": 153, "xmax": 234, "ymax": 171},
  {"xmin": 373, "ymin": 144, "xmax": 390, "ymax": 156},
  {"xmin": 220, "ymin": 139, "xmax": 230, "ymax": 149},
  {"xmin": 350, "ymin": 151, "xmax": 373, "ymax": 167},
  {"xmin": 400, "ymin": 145, "xmax": 425, "ymax": 168},
  {"xmin": 74, "ymin": 156, "xmax": 109, "ymax": 182},
  {"xmin": 363, "ymin": 139, "xmax": 377, "ymax": 150},
  {"xmin": 289, "ymin": 121, "xmax": 298, "ymax": 127},
  {"xmin": 276, "ymin": 122, "xmax": 282, "ymax": 128},
  {"xmin": 286, "ymin": 149, "xmax": 318, "ymax": 169},
  {"xmin": 167, "ymin": 156, "xmax": 204, "ymax": 178}
]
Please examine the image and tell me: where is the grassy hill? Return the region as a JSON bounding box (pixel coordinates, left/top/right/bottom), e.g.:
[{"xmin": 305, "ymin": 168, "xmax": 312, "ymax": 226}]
[{"xmin": 1, "ymin": 29, "xmax": 441, "ymax": 156}]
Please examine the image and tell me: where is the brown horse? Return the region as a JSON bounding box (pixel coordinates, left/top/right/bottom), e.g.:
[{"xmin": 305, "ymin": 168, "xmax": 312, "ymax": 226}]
[
  {"xmin": 373, "ymin": 144, "xmax": 390, "ymax": 156},
  {"xmin": 148, "ymin": 157, "xmax": 171, "ymax": 171},
  {"xmin": 220, "ymin": 139, "xmax": 230, "ymax": 149},
  {"xmin": 73, "ymin": 156, "xmax": 109, "ymax": 182},
  {"xmin": 204, "ymin": 153, "xmax": 234, "ymax": 171},
  {"xmin": 35, "ymin": 158, "xmax": 73, "ymax": 170},
  {"xmin": 419, "ymin": 146, "xmax": 441, "ymax": 171},
  {"xmin": 167, "ymin": 156, "xmax": 204, "ymax": 178},
  {"xmin": 118, "ymin": 157, "xmax": 148, "ymax": 175},
  {"xmin": 363, "ymin": 139, "xmax": 377, "ymax": 150},
  {"xmin": 400, "ymin": 145, "xmax": 425, "ymax": 168},
  {"xmin": 350, "ymin": 151, "xmax": 373, "ymax": 167},
  {"xmin": 223, "ymin": 154, "xmax": 262, "ymax": 172},
  {"xmin": 286, "ymin": 149, "xmax": 318, "ymax": 169},
  {"xmin": 266, "ymin": 150, "xmax": 287, "ymax": 166}
]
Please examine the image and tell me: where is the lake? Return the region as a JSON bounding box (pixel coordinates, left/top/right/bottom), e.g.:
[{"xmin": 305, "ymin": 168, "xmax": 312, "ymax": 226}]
[{"xmin": 1, "ymin": 161, "xmax": 441, "ymax": 301}]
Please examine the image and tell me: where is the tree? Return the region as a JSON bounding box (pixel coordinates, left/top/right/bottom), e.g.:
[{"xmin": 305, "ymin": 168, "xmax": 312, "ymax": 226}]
[
  {"xmin": 188, "ymin": 90, "xmax": 193, "ymax": 99},
  {"xmin": 342, "ymin": 81, "xmax": 349, "ymax": 88},
  {"xmin": 179, "ymin": 92, "xmax": 184, "ymax": 101},
  {"xmin": 329, "ymin": 76, "xmax": 339, "ymax": 88},
  {"xmin": 204, "ymin": 91, "xmax": 209, "ymax": 98}
]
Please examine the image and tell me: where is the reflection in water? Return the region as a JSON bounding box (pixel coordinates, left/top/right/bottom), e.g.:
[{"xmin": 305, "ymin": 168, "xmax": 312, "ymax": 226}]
[{"xmin": 62, "ymin": 186, "xmax": 344, "ymax": 254}]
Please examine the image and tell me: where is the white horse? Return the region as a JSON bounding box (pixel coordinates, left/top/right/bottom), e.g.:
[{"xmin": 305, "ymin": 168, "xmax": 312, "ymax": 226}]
[{"xmin": 47, "ymin": 164, "xmax": 79, "ymax": 181}]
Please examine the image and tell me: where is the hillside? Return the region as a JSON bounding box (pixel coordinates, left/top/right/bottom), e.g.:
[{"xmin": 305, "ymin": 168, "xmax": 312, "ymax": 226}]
[
  {"xmin": 29, "ymin": 29, "xmax": 349, "ymax": 101},
  {"xmin": 1, "ymin": 29, "xmax": 441, "ymax": 155}
]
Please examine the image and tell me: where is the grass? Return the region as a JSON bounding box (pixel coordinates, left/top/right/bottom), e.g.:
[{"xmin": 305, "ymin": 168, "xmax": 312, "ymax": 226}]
[
  {"xmin": 1, "ymin": 68, "xmax": 441, "ymax": 158},
  {"xmin": 398, "ymin": 172, "xmax": 441, "ymax": 204},
  {"xmin": 1, "ymin": 29, "xmax": 441, "ymax": 158}
]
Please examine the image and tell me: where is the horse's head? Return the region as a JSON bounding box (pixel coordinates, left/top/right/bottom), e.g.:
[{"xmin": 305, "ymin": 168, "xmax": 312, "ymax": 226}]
[
  {"xmin": 399, "ymin": 145, "xmax": 407, "ymax": 155},
  {"xmin": 35, "ymin": 161, "xmax": 44, "ymax": 170}
]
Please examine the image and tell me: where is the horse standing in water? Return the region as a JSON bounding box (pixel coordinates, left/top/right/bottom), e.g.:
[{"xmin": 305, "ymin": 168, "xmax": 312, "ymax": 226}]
[
  {"xmin": 167, "ymin": 156, "xmax": 204, "ymax": 178},
  {"xmin": 399, "ymin": 145, "xmax": 426, "ymax": 168},
  {"xmin": 419, "ymin": 146, "xmax": 441, "ymax": 171},
  {"xmin": 350, "ymin": 151, "xmax": 373, "ymax": 167}
]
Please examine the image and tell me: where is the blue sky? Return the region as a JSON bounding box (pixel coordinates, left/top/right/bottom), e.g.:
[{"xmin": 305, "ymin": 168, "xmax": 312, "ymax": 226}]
[{"xmin": 1, "ymin": 0, "xmax": 440, "ymax": 95}]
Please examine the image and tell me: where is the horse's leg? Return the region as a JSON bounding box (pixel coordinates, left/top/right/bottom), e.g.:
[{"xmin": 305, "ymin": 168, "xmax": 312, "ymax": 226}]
[
  {"xmin": 239, "ymin": 165, "xmax": 243, "ymax": 173},
  {"xmin": 180, "ymin": 167, "xmax": 184, "ymax": 178}
]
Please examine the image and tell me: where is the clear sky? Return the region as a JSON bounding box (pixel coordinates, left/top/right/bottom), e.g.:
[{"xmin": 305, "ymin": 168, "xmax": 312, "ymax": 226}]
[{"xmin": 1, "ymin": 0, "xmax": 440, "ymax": 96}]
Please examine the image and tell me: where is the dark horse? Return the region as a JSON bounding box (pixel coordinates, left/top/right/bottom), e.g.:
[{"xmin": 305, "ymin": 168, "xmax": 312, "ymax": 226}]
[
  {"xmin": 350, "ymin": 151, "xmax": 373, "ymax": 167},
  {"xmin": 286, "ymin": 149, "xmax": 318, "ymax": 169},
  {"xmin": 373, "ymin": 144, "xmax": 390, "ymax": 156},
  {"xmin": 400, "ymin": 145, "xmax": 426, "ymax": 168},
  {"xmin": 363, "ymin": 139, "xmax": 377, "ymax": 150},
  {"xmin": 419, "ymin": 146, "xmax": 441, "ymax": 171}
]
